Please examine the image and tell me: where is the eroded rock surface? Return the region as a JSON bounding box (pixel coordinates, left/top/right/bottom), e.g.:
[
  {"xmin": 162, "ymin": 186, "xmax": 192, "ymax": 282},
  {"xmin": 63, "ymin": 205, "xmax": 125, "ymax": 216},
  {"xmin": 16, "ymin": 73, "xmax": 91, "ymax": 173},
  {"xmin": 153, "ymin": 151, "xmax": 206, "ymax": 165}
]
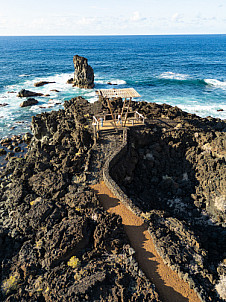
[
  {"xmin": 110, "ymin": 102, "xmax": 226, "ymax": 302},
  {"xmin": 0, "ymin": 97, "xmax": 160, "ymax": 302},
  {"xmin": 72, "ymin": 55, "xmax": 94, "ymax": 89}
]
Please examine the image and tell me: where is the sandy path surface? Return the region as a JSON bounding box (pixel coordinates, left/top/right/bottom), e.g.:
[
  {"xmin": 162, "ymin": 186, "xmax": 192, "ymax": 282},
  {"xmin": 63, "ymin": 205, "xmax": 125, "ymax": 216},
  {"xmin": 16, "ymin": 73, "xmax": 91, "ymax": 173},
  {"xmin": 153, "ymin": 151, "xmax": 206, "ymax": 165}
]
[{"xmin": 91, "ymin": 182, "xmax": 200, "ymax": 302}]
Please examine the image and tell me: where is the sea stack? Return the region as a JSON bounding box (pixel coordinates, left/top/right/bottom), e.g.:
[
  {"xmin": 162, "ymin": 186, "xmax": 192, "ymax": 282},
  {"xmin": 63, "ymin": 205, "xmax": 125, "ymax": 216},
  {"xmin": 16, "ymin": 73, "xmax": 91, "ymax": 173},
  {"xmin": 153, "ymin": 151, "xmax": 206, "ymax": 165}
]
[{"xmin": 72, "ymin": 55, "xmax": 94, "ymax": 89}]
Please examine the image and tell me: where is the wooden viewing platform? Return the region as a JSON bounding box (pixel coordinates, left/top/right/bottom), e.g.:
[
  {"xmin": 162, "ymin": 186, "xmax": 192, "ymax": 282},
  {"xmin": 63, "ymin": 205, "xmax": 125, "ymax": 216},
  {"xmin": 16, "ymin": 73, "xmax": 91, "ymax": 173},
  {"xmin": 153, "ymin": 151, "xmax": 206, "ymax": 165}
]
[
  {"xmin": 94, "ymin": 88, "xmax": 143, "ymax": 139},
  {"xmin": 92, "ymin": 111, "xmax": 145, "ymax": 132}
]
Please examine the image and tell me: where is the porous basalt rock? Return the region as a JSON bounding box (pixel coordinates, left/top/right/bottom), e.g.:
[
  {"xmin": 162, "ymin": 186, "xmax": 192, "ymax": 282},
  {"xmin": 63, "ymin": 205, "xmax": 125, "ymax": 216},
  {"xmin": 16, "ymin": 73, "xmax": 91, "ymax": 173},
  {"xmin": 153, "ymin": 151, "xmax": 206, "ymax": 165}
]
[
  {"xmin": 109, "ymin": 105, "xmax": 226, "ymax": 302},
  {"xmin": 72, "ymin": 55, "xmax": 94, "ymax": 88},
  {"xmin": 0, "ymin": 97, "xmax": 160, "ymax": 302},
  {"xmin": 0, "ymin": 148, "xmax": 7, "ymax": 155}
]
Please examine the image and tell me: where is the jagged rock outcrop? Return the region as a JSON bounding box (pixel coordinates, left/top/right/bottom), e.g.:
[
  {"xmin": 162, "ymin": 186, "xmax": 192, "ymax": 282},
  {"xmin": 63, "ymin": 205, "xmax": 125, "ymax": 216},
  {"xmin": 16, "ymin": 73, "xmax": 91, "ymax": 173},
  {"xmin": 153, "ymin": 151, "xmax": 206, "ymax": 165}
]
[
  {"xmin": 1, "ymin": 96, "xmax": 225, "ymax": 302},
  {"xmin": 109, "ymin": 106, "xmax": 226, "ymax": 302},
  {"xmin": 17, "ymin": 89, "xmax": 43, "ymax": 97},
  {"xmin": 0, "ymin": 97, "xmax": 160, "ymax": 302},
  {"xmin": 20, "ymin": 98, "xmax": 38, "ymax": 107},
  {"xmin": 72, "ymin": 55, "xmax": 94, "ymax": 89}
]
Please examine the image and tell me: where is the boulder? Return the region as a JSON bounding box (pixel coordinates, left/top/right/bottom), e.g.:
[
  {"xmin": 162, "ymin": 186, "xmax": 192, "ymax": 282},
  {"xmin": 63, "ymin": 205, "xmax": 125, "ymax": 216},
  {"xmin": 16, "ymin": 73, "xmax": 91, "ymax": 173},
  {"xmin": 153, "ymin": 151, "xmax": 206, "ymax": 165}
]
[
  {"xmin": 34, "ymin": 81, "xmax": 55, "ymax": 87},
  {"xmin": 0, "ymin": 138, "xmax": 12, "ymax": 145},
  {"xmin": 20, "ymin": 98, "xmax": 38, "ymax": 107},
  {"xmin": 67, "ymin": 78, "xmax": 74, "ymax": 84},
  {"xmin": 17, "ymin": 89, "xmax": 43, "ymax": 98},
  {"xmin": 107, "ymin": 82, "xmax": 117, "ymax": 85},
  {"xmin": 22, "ymin": 132, "xmax": 33, "ymax": 142},
  {"xmin": 0, "ymin": 148, "xmax": 7, "ymax": 155},
  {"xmin": 5, "ymin": 151, "xmax": 15, "ymax": 160},
  {"xmin": 72, "ymin": 55, "xmax": 94, "ymax": 89},
  {"xmin": 14, "ymin": 146, "xmax": 21, "ymax": 152}
]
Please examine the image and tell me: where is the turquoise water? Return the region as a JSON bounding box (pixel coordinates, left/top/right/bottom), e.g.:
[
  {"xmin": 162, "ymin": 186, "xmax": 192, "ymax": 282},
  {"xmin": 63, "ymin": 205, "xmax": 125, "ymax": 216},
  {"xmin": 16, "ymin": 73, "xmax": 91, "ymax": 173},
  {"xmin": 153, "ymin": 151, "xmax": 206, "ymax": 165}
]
[{"xmin": 0, "ymin": 35, "xmax": 225, "ymax": 138}]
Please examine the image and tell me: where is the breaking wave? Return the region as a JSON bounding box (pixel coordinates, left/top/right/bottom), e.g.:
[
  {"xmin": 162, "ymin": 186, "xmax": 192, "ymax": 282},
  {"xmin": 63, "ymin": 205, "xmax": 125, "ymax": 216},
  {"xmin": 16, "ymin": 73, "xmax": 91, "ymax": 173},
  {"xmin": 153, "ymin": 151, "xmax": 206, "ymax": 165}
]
[
  {"xmin": 158, "ymin": 72, "xmax": 190, "ymax": 81},
  {"xmin": 95, "ymin": 79, "xmax": 126, "ymax": 85},
  {"xmin": 204, "ymin": 79, "xmax": 226, "ymax": 90}
]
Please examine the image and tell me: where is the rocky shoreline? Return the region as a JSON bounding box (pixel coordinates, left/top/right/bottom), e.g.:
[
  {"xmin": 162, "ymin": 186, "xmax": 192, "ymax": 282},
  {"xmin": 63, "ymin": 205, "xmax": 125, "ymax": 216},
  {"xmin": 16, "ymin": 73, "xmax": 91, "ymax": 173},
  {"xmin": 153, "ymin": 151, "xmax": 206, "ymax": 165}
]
[{"xmin": 0, "ymin": 96, "xmax": 225, "ymax": 301}]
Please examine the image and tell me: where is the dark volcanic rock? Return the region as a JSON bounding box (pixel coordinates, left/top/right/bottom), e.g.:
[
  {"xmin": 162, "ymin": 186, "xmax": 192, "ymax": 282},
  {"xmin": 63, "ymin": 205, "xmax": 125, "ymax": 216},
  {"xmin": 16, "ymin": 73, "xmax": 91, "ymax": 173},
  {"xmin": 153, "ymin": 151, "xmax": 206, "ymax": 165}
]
[
  {"xmin": 72, "ymin": 55, "xmax": 94, "ymax": 88},
  {"xmin": 17, "ymin": 89, "xmax": 43, "ymax": 97},
  {"xmin": 0, "ymin": 97, "xmax": 160, "ymax": 301},
  {"xmin": 22, "ymin": 132, "xmax": 33, "ymax": 142},
  {"xmin": 34, "ymin": 81, "xmax": 55, "ymax": 87},
  {"xmin": 109, "ymin": 105, "xmax": 226, "ymax": 302},
  {"xmin": 29, "ymin": 170, "xmax": 69, "ymax": 197},
  {"xmin": 0, "ymin": 148, "xmax": 7, "ymax": 155},
  {"xmin": 20, "ymin": 98, "xmax": 38, "ymax": 107},
  {"xmin": 107, "ymin": 82, "xmax": 118, "ymax": 85},
  {"xmin": 1, "ymin": 95, "xmax": 225, "ymax": 301},
  {"xmin": 66, "ymin": 78, "xmax": 74, "ymax": 84}
]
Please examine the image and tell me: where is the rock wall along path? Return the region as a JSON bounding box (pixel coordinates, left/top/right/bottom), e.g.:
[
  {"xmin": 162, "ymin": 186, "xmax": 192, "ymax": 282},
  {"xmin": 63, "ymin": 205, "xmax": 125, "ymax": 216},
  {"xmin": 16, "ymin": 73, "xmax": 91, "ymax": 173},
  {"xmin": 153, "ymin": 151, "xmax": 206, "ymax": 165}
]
[{"xmin": 91, "ymin": 181, "xmax": 200, "ymax": 302}]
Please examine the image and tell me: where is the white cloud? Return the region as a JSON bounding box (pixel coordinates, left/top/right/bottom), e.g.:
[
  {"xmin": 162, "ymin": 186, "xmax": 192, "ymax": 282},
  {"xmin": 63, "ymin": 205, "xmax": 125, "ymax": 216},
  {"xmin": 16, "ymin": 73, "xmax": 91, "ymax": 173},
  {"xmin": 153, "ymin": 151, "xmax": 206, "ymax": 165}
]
[
  {"xmin": 130, "ymin": 11, "xmax": 141, "ymax": 22},
  {"xmin": 171, "ymin": 13, "xmax": 183, "ymax": 22},
  {"xmin": 76, "ymin": 17, "xmax": 96, "ymax": 26}
]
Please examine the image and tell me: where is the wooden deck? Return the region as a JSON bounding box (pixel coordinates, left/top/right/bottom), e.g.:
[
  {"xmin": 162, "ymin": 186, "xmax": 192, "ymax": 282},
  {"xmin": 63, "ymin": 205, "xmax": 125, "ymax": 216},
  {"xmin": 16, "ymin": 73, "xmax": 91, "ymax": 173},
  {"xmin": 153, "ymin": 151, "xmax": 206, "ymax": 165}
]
[{"xmin": 97, "ymin": 118, "xmax": 144, "ymax": 131}]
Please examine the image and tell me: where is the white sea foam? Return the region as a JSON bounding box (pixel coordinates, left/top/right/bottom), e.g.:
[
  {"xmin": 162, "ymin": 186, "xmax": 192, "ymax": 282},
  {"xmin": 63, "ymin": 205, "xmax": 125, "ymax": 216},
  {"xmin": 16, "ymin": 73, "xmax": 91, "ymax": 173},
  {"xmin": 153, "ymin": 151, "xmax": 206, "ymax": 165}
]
[
  {"xmin": 19, "ymin": 74, "xmax": 30, "ymax": 77},
  {"xmin": 158, "ymin": 72, "xmax": 190, "ymax": 81},
  {"xmin": 110, "ymin": 79, "xmax": 126, "ymax": 85},
  {"xmin": 204, "ymin": 79, "xmax": 226, "ymax": 90},
  {"xmin": 178, "ymin": 103, "xmax": 226, "ymax": 119},
  {"xmin": 95, "ymin": 79, "xmax": 126, "ymax": 85}
]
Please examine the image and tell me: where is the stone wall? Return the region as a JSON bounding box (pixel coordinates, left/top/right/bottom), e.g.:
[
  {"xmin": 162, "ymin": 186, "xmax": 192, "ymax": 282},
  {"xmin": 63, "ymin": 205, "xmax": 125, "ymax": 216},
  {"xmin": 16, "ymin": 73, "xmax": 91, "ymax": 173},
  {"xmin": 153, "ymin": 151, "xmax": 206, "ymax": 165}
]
[
  {"xmin": 103, "ymin": 128, "xmax": 142, "ymax": 217},
  {"xmin": 102, "ymin": 127, "xmax": 209, "ymax": 302}
]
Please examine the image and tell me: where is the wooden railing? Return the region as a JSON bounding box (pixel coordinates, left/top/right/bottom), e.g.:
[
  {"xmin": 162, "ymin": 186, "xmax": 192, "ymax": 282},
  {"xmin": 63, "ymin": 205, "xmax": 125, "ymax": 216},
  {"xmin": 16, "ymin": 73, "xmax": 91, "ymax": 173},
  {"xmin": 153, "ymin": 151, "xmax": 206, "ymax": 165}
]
[
  {"xmin": 92, "ymin": 116, "xmax": 100, "ymax": 131},
  {"xmin": 135, "ymin": 111, "xmax": 145, "ymax": 124},
  {"xmin": 93, "ymin": 111, "xmax": 145, "ymax": 124},
  {"xmin": 92, "ymin": 110, "xmax": 145, "ymax": 142}
]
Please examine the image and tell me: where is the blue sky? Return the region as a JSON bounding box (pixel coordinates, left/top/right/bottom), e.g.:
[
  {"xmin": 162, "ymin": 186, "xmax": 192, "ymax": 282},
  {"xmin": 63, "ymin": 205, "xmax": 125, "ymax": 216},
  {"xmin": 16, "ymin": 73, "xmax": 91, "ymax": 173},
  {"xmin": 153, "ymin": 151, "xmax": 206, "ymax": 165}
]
[{"xmin": 0, "ymin": 0, "xmax": 225, "ymax": 35}]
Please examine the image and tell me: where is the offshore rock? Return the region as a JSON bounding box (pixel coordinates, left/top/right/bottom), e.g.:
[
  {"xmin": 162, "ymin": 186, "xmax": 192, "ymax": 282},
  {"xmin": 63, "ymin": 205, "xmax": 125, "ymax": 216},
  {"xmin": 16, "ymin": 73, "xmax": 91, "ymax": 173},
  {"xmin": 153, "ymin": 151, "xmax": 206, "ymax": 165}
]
[
  {"xmin": 20, "ymin": 98, "xmax": 38, "ymax": 107},
  {"xmin": 72, "ymin": 55, "xmax": 94, "ymax": 89},
  {"xmin": 17, "ymin": 89, "xmax": 43, "ymax": 98},
  {"xmin": 34, "ymin": 81, "xmax": 55, "ymax": 87},
  {"xmin": 66, "ymin": 78, "xmax": 74, "ymax": 84}
]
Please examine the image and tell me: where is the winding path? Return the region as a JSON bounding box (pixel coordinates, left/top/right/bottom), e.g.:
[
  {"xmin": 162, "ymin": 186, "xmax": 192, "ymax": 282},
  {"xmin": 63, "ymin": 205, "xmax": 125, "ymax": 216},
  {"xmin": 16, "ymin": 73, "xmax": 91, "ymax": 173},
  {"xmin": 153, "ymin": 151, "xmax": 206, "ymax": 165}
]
[{"xmin": 91, "ymin": 181, "xmax": 200, "ymax": 302}]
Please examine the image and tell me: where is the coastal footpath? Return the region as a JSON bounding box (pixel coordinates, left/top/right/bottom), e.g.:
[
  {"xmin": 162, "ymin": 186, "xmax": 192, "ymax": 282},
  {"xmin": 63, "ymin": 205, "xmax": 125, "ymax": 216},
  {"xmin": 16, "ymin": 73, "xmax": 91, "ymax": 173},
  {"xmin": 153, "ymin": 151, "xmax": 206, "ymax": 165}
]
[{"xmin": 0, "ymin": 97, "xmax": 225, "ymax": 301}]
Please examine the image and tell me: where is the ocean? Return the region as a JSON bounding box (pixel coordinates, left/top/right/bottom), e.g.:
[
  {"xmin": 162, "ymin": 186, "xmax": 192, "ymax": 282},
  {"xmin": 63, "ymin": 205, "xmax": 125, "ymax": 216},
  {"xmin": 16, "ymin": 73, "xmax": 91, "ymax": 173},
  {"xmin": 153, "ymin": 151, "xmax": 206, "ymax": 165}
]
[{"xmin": 0, "ymin": 35, "xmax": 225, "ymax": 139}]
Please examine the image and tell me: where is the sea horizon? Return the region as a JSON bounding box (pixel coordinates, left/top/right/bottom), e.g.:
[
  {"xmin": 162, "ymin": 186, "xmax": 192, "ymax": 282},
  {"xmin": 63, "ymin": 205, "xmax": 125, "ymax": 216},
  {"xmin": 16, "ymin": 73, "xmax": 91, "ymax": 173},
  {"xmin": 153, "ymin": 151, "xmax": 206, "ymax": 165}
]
[{"xmin": 1, "ymin": 33, "xmax": 226, "ymax": 37}]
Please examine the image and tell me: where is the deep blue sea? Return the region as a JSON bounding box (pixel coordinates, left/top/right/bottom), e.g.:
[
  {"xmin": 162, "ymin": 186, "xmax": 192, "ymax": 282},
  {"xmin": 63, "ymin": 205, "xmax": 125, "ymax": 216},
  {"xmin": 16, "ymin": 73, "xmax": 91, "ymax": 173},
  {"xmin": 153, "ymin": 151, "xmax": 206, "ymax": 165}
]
[{"xmin": 0, "ymin": 35, "xmax": 226, "ymax": 138}]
